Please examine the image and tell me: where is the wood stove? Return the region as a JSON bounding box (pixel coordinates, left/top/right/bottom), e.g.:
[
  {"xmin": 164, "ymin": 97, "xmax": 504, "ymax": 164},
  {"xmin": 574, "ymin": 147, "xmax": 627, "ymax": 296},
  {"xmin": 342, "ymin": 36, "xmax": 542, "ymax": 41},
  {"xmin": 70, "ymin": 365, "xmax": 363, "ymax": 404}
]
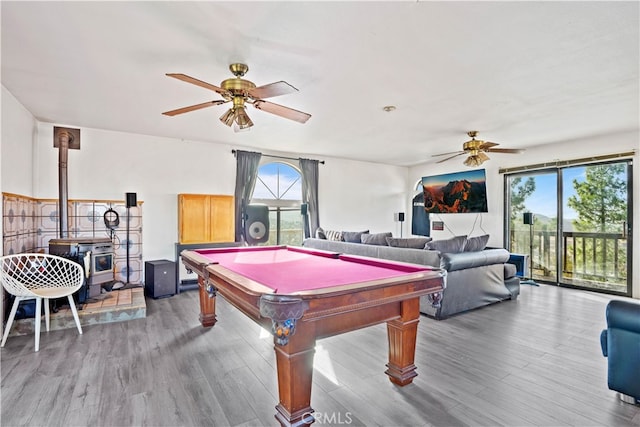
[
  {"xmin": 49, "ymin": 237, "xmax": 114, "ymax": 298},
  {"xmin": 50, "ymin": 128, "xmax": 117, "ymax": 298}
]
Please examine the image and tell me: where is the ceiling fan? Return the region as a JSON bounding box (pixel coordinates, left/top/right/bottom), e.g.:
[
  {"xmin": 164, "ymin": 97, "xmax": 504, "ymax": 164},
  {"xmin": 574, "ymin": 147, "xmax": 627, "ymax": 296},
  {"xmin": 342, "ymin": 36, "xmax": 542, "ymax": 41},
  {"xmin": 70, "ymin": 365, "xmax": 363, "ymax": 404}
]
[
  {"xmin": 162, "ymin": 63, "xmax": 311, "ymax": 131},
  {"xmin": 432, "ymin": 131, "xmax": 524, "ymax": 166}
]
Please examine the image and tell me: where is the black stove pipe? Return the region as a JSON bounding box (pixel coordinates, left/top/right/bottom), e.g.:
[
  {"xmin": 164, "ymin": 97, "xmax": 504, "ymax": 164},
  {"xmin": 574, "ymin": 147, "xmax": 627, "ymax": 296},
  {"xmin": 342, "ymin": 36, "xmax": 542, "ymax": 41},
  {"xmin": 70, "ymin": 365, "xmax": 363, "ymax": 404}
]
[{"xmin": 57, "ymin": 130, "xmax": 71, "ymax": 238}]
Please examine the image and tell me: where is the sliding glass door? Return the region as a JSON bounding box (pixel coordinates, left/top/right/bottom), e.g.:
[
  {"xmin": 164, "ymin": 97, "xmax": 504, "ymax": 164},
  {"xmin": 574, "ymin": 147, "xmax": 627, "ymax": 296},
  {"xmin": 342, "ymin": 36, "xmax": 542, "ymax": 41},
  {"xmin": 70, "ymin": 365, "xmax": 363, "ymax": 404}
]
[
  {"xmin": 506, "ymin": 171, "xmax": 558, "ymax": 283},
  {"xmin": 505, "ymin": 160, "xmax": 632, "ymax": 296},
  {"xmin": 560, "ymin": 163, "xmax": 631, "ymax": 294}
]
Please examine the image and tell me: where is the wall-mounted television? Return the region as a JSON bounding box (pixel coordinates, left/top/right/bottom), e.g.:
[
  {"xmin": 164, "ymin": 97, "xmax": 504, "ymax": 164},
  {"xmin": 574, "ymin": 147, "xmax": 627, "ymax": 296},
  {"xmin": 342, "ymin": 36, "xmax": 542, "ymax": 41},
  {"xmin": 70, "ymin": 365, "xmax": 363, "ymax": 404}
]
[{"xmin": 422, "ymin": 169, "xmax": 488, "ymax": 213}]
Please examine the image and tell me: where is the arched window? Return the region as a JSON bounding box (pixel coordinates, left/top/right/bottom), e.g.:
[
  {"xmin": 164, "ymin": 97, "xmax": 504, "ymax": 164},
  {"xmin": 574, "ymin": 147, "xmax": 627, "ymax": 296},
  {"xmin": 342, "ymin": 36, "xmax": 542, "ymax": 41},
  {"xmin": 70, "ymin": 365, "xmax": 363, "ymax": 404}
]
[{"xmin": 252, "ymin": 161, "xmax": 304, "ymax": 245}]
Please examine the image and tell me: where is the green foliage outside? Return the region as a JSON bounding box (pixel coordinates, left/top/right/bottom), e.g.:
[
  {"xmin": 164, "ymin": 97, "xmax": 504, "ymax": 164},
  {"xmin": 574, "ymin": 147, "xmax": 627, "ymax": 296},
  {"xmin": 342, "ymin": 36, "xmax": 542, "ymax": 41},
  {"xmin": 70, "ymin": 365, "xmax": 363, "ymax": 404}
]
[
  {"xmin": 567, "ymin": 164, "xmax": 627, "ymax": 233},
  {"xmin": 509, "ymin": 176, "xmax": 536, "ymax": 224},
  {"xmin": 509, "ymin": 176, "xmax": 537, "ymax": 257},
  {"xmin": 565, "ymin": 164, "xmax": 627, "ymax": 286}
]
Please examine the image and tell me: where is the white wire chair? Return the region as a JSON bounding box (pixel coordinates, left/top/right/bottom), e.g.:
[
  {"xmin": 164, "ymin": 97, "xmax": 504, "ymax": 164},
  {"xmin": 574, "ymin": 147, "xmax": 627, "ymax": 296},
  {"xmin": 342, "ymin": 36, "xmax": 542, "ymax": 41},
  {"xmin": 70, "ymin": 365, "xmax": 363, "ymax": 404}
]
[{"xmin": 1, "ymin": 253, "xmax": 84, "ymax": 352}]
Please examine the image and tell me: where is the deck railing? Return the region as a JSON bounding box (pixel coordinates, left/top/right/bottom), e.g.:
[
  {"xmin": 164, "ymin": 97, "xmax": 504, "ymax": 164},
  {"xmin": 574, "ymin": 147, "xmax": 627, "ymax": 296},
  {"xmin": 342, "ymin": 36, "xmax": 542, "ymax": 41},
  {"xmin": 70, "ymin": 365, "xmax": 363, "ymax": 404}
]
[
  {"xmin": 511, "ymin": 230, "xmax": 627, "ymax": 286},
  {"xmin": 562, "ymin": 231, "xmax": 627, "ymax": 283}
]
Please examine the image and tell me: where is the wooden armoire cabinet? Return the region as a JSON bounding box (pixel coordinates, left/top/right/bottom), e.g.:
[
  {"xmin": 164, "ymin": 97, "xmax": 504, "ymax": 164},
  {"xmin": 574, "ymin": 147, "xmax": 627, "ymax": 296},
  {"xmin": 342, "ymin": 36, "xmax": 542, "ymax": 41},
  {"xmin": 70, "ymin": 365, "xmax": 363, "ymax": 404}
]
[{"xmin": 178, "ymin": 194, "xmax": 235, "ymax": 244}]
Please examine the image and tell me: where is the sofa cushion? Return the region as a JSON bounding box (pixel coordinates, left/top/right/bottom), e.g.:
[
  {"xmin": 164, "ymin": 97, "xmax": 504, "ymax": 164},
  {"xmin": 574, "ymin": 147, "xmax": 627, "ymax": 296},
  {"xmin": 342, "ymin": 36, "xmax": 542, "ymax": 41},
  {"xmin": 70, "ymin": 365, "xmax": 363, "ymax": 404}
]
[
  {"xmin": 325, "ymin": 230, "xmax": 343, "ymax": 241},
  {"xmin": 301, "ymin": 238, "xmax": 441, "ymax": 268},
  {"xmin": 375, "ymin": 245, "xmax": 441, "ymax": 267},
  {"xmin": 361, "ymin": 232, "xmax": 392, "ymax": 246},
  {"xmin": 441, "ymin": 248, "xmax": 510, "ymax": 272},
  {"xmin": 464, "ymin": 234, "xmax": 490, "ymax": 252},
  {"xmin": 386, "ymin": 237, "xmax": 432, "ymax": 249},
  {"xmin": 302, "ymin": 238, "xmax": 380, "ymax": 258},
  {"xmin": 425, "ymin": 235, "xmax": 467, "ymax": 253},
  {"xmin": 343, "ymin": 230, "xmax": 369, "ymax": 243}
]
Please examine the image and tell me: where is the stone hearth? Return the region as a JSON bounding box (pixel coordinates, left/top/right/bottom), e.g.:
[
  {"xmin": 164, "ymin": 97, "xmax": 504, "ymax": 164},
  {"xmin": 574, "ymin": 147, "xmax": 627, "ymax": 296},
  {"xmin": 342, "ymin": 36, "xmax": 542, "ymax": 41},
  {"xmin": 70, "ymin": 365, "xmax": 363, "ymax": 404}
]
[{"xmin": 7, "ymin": 287, "xmax": 146, "ymax": 336}]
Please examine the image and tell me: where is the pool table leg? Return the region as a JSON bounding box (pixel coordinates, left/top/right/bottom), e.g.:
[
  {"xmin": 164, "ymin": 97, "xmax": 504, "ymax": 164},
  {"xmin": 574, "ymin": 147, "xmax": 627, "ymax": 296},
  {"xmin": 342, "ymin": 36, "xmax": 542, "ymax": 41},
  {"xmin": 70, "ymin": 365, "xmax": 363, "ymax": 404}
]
[
  {"xmin": 273, "ymin": 322, "xmax": 317, "ymax": 427},
  {"xmin": 198, "ymin": 276, "xmax": 217, "ymax": 327},
  {"xmin": 385, "ymin": 297, "xmax": 420, "ymax": 386}
]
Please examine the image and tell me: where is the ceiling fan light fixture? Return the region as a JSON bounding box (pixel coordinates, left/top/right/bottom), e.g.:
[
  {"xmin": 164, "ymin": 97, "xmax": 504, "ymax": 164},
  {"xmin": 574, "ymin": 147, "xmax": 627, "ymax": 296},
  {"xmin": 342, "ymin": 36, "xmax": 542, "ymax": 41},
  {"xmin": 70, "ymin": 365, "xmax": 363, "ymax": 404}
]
[
  {"xmin": 234, "ymin": 107, "xmax": 253, "ymax": 129},
  {"xmin": 464, "ymin": 155, "xmax": 484, "ymax": 167},
  {"xmin": 220, "ymin": 108, "xmax": 235, "ymax": 127}
]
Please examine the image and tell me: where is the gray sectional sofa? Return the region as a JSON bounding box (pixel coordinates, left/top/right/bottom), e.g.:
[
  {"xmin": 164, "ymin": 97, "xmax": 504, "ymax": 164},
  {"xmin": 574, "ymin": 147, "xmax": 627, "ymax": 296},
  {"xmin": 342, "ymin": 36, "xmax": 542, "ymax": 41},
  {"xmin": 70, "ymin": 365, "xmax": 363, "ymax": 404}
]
[{"xmin": 301, "ymin": 237, "xmax": 520, "ymax": 319}]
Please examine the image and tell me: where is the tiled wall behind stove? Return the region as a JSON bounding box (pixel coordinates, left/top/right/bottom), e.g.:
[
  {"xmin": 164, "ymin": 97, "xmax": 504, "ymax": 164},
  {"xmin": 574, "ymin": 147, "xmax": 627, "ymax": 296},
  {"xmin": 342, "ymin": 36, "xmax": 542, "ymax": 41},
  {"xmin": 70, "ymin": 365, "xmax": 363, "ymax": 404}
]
[
  {"xmin": 3, "ymin": 193, "xmax": 144, "ymax": 284},
  {"xmin": 2, "ymin": 194, "xmax": 38, "ymax": 254}
]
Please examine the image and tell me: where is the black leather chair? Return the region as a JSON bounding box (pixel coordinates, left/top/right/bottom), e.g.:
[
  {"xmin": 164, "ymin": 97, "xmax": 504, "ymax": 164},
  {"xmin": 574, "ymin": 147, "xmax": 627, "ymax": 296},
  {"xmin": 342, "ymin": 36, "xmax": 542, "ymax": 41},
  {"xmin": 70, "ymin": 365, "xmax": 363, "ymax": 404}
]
[{"xmin": 600, "ymin": 299, "xmax": 640, "ymax": 404}]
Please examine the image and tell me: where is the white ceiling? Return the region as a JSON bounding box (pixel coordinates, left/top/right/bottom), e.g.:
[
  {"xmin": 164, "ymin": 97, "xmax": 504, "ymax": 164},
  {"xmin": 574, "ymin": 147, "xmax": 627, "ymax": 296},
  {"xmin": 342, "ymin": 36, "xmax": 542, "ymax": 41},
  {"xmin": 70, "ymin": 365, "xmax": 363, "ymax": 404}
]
[{"xmin": 2, "ymin": 1, "xmax": 638, "ymax": 167}]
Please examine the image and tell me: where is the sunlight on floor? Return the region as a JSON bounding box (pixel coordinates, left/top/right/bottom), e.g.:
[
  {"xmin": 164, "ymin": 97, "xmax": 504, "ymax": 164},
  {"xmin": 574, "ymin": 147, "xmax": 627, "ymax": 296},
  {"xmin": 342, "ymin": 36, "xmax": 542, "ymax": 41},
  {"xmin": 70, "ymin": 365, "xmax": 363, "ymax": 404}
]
[
  {"xmin": 259, "ymin": 326, "xmax": 271, "ymax": 339},
  {"xmin": 257, "ymin": 327, "xmax": 340, "ymax": 385},
  {"xmin": 313, "ymin": 344, "xmax": 340, "ymax": 385}
]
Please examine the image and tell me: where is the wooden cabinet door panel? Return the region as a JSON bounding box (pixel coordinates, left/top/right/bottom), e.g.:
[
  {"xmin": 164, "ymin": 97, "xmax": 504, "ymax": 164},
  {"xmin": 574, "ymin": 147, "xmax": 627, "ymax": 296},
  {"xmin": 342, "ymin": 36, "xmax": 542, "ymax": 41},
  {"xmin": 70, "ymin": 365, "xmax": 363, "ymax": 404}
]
[
  {"xmin": 178, "ymin": 194, "xmax": 234, "ymax": 244},
  {"xmin": 208, "ymin": 195, "xmax": 235, "ymax": 242}
]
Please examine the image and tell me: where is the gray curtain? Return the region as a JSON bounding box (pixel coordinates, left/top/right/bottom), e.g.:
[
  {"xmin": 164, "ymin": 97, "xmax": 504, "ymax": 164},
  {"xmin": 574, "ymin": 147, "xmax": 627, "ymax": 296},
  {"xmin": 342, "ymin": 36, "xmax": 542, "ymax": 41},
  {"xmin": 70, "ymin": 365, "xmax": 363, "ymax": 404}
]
[
  {"xmin": 234, "ymin": 150, "xmax": 262, "ymax": 242},
  {"xmin": 299, "ymin": 158, "xmax": 320, "ymax": 238}
]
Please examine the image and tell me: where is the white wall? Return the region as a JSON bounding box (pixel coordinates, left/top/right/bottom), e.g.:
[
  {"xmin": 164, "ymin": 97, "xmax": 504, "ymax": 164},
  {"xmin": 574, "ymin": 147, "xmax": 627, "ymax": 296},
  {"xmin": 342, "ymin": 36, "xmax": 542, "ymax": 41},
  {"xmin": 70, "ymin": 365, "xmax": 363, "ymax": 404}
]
[
  {"xmin": 32, "ymin": 124, "xmax": 238, "ymax": 262},
  {"xmin": 1, "ymin": 86, "xmax": 37, "ymax": 196},
  {"xmin": 28, "ymin": 124, "xmax": 410, "ymax": 264},
  {"xmin": 316, "ymin": 156, "xmax": 408, "ymax": 237},
  {"xmin": 409, "ymin": 130, "xmax": 640, "ymax": 297}
]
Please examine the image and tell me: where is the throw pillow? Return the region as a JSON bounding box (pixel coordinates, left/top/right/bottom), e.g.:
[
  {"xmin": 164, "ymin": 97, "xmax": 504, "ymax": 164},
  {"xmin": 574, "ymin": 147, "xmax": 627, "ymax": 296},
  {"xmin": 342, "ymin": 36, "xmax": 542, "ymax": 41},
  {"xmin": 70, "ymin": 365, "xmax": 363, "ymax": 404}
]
[
  {"xmin": 464, "ymin": 234, "xmax": 490, "ymax": 252},
  {"xmin": 386, "ymin": 237, "xmax": 432, "ymax": 249},
  {"xmin": 325, "ymin": 229, "xmax": 344, "ymax": 241},
  {"xmin": 315, "ymin": 227, "xmax": 327, "ymax": 239},
  {"xmin": 361, "ymin": 232, "xmax": 393, "ymax": 246},
  {"xmin": 342, "ymin": 230, "xmax": 370, "ymax": 243},
  {"xmin": 425, "ymin": 235, "xmax": 467, "ymax": 253}
]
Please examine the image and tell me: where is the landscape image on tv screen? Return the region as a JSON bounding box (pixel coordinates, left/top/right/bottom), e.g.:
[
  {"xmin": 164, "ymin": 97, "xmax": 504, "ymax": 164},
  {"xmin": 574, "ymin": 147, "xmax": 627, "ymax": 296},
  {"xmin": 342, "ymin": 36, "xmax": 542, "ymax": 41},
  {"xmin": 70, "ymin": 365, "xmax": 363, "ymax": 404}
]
[{"xmin": 422, "ymin": 169, "xmax": 488, "ymax": 213}]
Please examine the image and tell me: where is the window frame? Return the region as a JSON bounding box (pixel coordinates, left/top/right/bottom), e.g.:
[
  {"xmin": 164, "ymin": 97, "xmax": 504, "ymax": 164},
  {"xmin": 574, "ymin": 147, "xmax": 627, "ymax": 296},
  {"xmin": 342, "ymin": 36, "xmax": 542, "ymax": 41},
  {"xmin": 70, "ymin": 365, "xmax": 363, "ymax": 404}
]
[{"xmin": 251, "ymin": 160, "xmax": 304, "ymax": 245}]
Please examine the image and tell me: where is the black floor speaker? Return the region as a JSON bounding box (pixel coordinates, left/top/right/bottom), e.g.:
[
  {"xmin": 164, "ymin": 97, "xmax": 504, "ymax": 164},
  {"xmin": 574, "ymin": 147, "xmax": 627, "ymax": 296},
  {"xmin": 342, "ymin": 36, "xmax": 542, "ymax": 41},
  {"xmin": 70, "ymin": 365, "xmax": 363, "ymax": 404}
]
[{"xmin": 145, "ymin": 260, "xmax": 176, "ymax": 299}]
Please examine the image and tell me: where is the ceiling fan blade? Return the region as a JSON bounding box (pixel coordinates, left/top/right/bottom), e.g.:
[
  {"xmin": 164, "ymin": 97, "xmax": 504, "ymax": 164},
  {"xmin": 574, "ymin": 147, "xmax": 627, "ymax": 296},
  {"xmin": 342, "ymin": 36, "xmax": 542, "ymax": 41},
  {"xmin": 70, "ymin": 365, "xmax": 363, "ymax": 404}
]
[
  {"xmin": 253, "ymin": 100, "xmax": 311, "ymax": 123},
  {"xmin": 479, "ymin": 141, "xmax": 499, "ymax": 149},
  {"xmin": 249, "ymin": 81, "xmax": 298, "ymax": 99},
  {"xmin": 432, "ymin": 150, "xmax": 464, "ymax": 157},
  {"xmin": 162, "ymin": 100, "xmax": 227, "ymax": 116},
  {"xmin": 166, "ymin": 73, "xmax": 229, "ymax": 96},
  {"xmin": 436, "ymin": 152, "xmax": 466, "ymax": 163},
  {"xmin": 485, "ymin": 148, "xmax": 524, "ymax": 154}
]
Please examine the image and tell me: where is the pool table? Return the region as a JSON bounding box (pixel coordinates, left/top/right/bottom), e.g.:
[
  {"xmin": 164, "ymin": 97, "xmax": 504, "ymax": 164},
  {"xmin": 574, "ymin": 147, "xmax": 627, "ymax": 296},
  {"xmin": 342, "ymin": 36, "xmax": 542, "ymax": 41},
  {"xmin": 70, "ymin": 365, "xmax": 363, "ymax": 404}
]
[{"xmin": 181, "ymin": 245, "xmax": 445, "ymax": 427}]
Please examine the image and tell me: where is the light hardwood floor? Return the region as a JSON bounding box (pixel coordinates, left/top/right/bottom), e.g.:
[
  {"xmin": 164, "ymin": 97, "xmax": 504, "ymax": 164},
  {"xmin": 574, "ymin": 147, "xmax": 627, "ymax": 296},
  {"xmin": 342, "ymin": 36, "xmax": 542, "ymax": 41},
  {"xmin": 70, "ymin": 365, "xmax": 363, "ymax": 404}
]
[{"xmin": 1, "ymin": 284, "xmax": 639, "ymax": 427}]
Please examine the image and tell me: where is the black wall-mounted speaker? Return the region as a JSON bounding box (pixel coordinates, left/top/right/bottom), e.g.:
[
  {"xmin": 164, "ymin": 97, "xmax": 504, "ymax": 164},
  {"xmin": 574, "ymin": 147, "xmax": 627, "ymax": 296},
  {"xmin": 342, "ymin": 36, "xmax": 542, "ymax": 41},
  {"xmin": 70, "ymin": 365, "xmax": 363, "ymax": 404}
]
[
  {"xmin": 245, "ymin": 204, "xmax": 270, "ymax": 245},
  {"xmin": 523, "ymin": 212, "xmax": 534, "ymax": 225},
  {"xmin": 300, "ymin": 203, "xmax": 308, "ymax": 216},
  {"xmin": 126, "ymin": 192, "xmax": 137, "ymax": 208}
]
